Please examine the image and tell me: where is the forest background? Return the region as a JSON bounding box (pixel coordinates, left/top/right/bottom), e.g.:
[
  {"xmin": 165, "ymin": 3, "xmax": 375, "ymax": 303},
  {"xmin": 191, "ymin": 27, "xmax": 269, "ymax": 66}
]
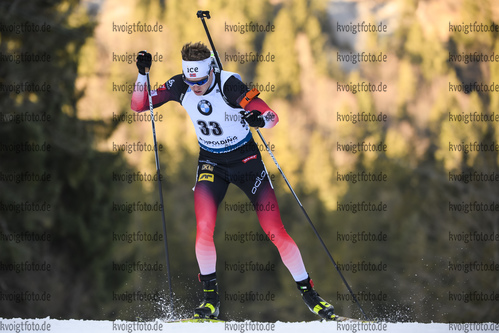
[{"xmin": 1, "ymin": 0, "xmax": 498, "ymax": 323}]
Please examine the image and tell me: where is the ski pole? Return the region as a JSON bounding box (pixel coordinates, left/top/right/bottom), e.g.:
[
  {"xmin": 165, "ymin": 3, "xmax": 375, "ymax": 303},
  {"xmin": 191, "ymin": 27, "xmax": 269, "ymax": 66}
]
[
  {"xmin": 196, "ymin": 11, "xmax": 222, "ymax": 70},
  {"xmin": 254, "ymin": 130, "xmax": 370, "ymax": 321},
  {"xmin": 196, "ymin": 10, "xmax": 370, "ymax": 321},
  {"xmin": 145, "ymin": 67, "xmax": 174, "ymax": 314}
]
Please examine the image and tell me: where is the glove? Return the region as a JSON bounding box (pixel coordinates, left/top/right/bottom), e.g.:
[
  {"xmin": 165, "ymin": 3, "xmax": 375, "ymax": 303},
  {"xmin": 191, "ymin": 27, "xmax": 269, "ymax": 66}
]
[
  {"xmin": 136, "ymin": 50, "xmax": 152, "ymax": 75},
  {"xmin": 240, "ymin": 110, "xmax": 265, "ymax": 128}
]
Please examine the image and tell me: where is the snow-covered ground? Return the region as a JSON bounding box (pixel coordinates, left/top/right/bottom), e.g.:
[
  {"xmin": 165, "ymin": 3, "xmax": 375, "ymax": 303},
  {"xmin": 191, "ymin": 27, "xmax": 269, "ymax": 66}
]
[{"xmin": 1, "ymin": 318, "xmax": 498, "ymax": 333}]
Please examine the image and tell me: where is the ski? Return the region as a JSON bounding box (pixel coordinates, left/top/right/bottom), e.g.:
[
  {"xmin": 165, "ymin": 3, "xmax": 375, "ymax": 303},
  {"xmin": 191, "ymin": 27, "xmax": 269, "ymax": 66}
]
[
  {"xmin": 165, "ymin": 318, "xmax": 224, "ymax": 323},
  {"xmin": 332, "ymin": 315, "xmax": 373, "ymax": 322},
  {"xmin": 299, "ymin": 315, "xmax": 376, "ymax": 323},
  {"xmin": 164, "ymin": 315, "xmax": 373, "ymax": 323}
]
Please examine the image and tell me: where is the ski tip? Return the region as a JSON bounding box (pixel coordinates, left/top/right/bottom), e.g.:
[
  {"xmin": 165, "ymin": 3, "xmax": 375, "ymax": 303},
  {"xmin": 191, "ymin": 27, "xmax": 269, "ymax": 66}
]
[{"xmin": 330, "ymin": 315, "xmax": 375, "ymax": 323}]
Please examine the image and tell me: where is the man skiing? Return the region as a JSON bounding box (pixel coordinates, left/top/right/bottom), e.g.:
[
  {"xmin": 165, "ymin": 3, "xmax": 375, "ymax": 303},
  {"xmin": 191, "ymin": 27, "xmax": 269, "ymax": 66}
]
[{"xmin": 130, "ymin": 42, "xmax": 335, "ymax": 321}]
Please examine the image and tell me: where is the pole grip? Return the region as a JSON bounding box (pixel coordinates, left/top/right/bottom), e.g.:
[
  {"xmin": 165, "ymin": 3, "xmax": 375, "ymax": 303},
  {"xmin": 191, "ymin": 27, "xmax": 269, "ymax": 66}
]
[{"xmin": 196, "ymin": 10, "xmax": 210, "ymax": 19}]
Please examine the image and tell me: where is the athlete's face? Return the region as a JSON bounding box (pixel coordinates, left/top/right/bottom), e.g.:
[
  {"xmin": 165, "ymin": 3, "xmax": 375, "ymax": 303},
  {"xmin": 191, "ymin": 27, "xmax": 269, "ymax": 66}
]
[{"xmin": 190, "ymin": 70, "xmax": 213, "ymax": 96}]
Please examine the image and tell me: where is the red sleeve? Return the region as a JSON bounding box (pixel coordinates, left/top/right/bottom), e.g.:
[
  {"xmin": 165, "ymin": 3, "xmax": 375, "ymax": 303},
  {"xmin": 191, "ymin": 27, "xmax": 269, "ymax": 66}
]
[
  {"xmin": 131, "ymin": 79, "xmax": 148, "ymax": 112},
  {"xmin": 131, "ymin": 74, "xmax": 183, "ymax": 112},
  {"xmin": 244, "ymin": 97, "xmax": 279, "ymax": 129},
  {"xmin": 131, "ymin": 74, "xmax": 152, "ymax": 112}
]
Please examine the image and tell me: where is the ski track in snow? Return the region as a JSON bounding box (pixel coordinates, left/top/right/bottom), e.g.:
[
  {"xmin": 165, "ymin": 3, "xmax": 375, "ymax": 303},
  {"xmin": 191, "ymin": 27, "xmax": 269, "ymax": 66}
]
[{"xmin": 1, "ymin": 318, "xmax": 498, "ymax": 333}]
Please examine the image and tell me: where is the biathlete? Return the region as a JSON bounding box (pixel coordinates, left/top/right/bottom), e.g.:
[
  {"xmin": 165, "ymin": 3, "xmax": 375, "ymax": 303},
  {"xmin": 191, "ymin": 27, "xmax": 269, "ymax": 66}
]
[{"xmin": 130, "ymin": 42, "xmax": 335, "ymax": 320}]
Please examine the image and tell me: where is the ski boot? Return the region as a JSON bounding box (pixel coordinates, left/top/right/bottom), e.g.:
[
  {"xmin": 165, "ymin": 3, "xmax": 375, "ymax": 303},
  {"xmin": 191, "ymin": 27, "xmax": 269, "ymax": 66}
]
[
  {"xmin": 297, "ymin": 275, "xmax": 336, "ymax": 320},
  {"xmin": 194, "ymin": 273, "xmax": 220, "ymax": 319}
]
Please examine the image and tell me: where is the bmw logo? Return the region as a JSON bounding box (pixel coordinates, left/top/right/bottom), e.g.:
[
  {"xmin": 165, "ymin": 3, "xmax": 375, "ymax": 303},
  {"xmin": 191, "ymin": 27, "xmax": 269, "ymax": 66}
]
[{"xmin": 197, "ymin": 100, "xmax": 213, "ymax": 116}]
